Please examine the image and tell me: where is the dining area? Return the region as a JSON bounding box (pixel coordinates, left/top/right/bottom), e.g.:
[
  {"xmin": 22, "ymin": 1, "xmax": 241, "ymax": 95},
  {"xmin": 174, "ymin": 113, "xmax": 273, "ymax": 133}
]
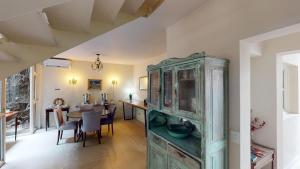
[
  {"xmin": 3, "ymin": 108, "xmax": 147, "ymax": 169},
  {"xmin": 1, "ymin": 59, "xmax": 150, "ymax": 169},
  {"xmin": 53, "ymin": 104, "xmax": 116, "ymax": 147}
]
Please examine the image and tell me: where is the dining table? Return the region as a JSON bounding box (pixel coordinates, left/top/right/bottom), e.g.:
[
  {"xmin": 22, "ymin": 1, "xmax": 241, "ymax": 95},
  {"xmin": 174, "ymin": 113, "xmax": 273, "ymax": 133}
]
[
  {"xmin": 67, "ymin": 109, "xmax": 110, "ymax": 142},
  {"xmin": 67, "ymin": 109, "xmax": 110, "ymax": 119}
]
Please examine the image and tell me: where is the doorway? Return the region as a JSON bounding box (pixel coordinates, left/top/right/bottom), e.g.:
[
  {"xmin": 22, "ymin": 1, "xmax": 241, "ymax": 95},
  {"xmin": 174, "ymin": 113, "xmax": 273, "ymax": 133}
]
[
  {"xmin": 0, "ymin": 65, "xmax": 38, "ymax": 164},
  {"xmin": 240, "ymin": 23, "xmax": 300, "ymax": 169},
  {"xmin": 5, "ymin": 68, "xmax": 30, "ymax": 139},
  {"xmin": 277, "ymin": 52, "xmax": 300, "ymax": 169}
]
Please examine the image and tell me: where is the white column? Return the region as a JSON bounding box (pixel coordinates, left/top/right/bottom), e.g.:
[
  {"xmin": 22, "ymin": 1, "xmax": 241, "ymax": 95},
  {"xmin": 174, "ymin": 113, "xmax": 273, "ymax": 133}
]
[
  {"xmin": 29, "ymin": 66, "xmax": 37, "ymax": 133},
  {"xmin": 298, "ymin": 65, "xmax": 300, "ymax": 114},
  {"xmin": 239, "ymin": 41, "xmax": 251, "ymax": 169}
]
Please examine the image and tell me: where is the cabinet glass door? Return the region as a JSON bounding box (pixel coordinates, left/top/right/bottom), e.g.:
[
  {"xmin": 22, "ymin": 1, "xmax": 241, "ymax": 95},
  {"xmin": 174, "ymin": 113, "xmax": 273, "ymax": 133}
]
[
  {"xmin": 163, "ymin": 70, "xmax": 173, "ymax": 109},
  {"xmin": 149, "ymin": 71, "xmax": 160, "ymax": 107},
  {"xmin": 177, "ymin": 68, "xmax": 196, "ymax": 113}
]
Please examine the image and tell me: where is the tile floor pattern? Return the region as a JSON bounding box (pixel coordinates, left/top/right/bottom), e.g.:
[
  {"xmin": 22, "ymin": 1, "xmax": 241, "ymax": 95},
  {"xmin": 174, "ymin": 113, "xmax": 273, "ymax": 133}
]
[{"xmin": 3, "ymin": 120, "xmax": 147, "ymax": 169}]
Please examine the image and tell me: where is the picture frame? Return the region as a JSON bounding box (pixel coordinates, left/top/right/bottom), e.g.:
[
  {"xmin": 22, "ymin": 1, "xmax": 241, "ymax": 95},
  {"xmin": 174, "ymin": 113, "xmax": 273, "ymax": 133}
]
[
  {"xmin": 88, "ymin": 79, "xmax": 102, "ymax": 90},
  {"xmin": 139, "ymin": 76, "xmax": 148, "ymax": 90}
]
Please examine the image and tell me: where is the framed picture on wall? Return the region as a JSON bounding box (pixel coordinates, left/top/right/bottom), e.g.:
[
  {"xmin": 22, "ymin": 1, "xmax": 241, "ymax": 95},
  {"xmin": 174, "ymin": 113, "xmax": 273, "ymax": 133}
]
[
  {"xmin": 88, "ymin": 79, "xmax": 102, "ymax": 90},
  {"xmin": 139, "ymin": 76, "xmax": 148, "ymax": 90}
]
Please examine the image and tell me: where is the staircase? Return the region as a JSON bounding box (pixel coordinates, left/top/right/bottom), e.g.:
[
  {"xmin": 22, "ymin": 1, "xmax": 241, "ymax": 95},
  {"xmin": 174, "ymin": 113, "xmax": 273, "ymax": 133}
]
[{"xmin": 0, "ymin": 0, "xmax": 164, "ymax": 79}]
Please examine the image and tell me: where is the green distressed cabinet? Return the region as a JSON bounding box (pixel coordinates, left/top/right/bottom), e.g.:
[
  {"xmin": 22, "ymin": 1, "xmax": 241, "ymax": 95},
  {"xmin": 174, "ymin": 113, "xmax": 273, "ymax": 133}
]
[{"xmin": 147, "ymin": 52, "xmax": 229, "ymax": 169}]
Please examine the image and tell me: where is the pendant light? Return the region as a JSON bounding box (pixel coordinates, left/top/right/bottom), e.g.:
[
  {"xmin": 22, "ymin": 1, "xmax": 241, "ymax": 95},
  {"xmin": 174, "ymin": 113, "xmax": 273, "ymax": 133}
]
[{"xmin": 91, "ymin": 53, "xmax": 103, "ymax": 71}]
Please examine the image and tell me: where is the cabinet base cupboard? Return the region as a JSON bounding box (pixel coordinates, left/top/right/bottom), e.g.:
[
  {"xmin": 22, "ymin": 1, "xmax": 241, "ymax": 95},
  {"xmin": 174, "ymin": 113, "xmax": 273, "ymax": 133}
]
[{"xmin": 147, "ymin": 52, "xmax": 229, "ymax": 169}]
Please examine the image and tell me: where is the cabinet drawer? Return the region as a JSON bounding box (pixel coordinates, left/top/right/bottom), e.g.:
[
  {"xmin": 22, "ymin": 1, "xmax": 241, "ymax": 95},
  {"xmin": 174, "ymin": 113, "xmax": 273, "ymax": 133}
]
[
  {"xmin": 168, "ymin": 144, "xmax": 200, "ymax": 169},
  {"xmin": 149, "ymin": 144, "xmax": 167, "ymax": 169},
  {"xmin": 149, "ymin": 132, "xmax": 167, "ymax": 149}
]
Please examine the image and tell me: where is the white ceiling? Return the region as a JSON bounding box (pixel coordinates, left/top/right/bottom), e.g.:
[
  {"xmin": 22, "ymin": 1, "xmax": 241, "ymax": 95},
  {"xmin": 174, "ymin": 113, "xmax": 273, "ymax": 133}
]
[
  {"xmin": 43, "ymin": 0, "xmax": 94, "ymax": 32},
  {"xmin": 0, "ymin": 12, "xmax": 56, "ymax": 46},
  {"xmin": 54, "ymin": 0, "xmax": 206, "ymax": 65}
]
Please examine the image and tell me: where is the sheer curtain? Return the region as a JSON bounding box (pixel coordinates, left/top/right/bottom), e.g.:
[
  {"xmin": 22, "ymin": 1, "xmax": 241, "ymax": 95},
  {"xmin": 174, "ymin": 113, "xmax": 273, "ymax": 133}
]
[{"xmin": 0, "ymin": 80, "xmax": 5, "ymax": 165}]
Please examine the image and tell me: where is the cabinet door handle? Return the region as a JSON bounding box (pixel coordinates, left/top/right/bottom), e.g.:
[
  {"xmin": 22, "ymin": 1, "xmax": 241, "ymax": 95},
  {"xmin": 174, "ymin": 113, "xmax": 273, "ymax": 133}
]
[
  {"xmin": 153, "ymin": 136, "xmax": 161, "ymax": 144},
  {"xmin": 176, "ymin": 151, "xmax": 186, "ymax": 159},
  {"xmin": 174, "ymin": 89, "xmax": 177, "ymax": 97}
]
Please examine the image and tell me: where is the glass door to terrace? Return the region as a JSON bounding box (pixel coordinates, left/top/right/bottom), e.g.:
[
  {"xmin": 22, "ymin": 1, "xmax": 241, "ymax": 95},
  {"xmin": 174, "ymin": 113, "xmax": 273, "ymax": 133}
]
[{"xmin": 5, "ymin": 68, "xmax": 30, "ymax": 138}]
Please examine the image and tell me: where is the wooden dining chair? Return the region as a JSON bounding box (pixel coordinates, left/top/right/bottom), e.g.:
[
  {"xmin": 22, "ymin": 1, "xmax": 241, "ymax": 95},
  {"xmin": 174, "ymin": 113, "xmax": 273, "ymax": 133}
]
[
  {"xmin": 53, "ymin": 108, "xmax": 78, "ymax": 145},
  {"xmin": 100, "ymin": 104, "xmax": 117, "ymax": 135},
  {"xmin": 93, "ymin": 105, "xmax": 104, "ymax": 113},
  {"xmin": 81, "ymin": 112, "xmax": 102, "ymax": 147}
]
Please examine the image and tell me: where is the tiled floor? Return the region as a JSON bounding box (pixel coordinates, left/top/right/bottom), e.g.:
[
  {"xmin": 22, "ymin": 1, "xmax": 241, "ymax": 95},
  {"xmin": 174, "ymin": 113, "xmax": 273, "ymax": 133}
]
[{"xmin": 3, "ymin": 119, "xmax": 147, "ymax": 169}]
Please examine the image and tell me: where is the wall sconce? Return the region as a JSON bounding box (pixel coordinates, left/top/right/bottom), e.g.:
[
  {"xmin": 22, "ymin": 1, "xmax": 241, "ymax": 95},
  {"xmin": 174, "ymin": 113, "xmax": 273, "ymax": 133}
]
[
  {"xmin": 112, "ymin": 80, "xmax": 117, "ymax": 86},
  {"xmin": 112, "ymin": 80, "xmax": 117, "ymax": 101},
  {"xmin": 69, "ymin": 77, "xmax": 77, "ymax": 85}
]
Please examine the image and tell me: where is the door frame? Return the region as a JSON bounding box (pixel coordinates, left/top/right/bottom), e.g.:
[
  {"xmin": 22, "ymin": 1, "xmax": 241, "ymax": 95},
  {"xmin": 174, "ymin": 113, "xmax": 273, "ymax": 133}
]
[
  {"xmin": 29, "ymin": 66, "xmax": 37, "ymax": 134},
  {"xmin": 240, "ymin": 23, "xmax": 300, "ymax": 169},
  {"xmin": 0, "ymin": 66, "xmax": 37, "ymax": 164}
]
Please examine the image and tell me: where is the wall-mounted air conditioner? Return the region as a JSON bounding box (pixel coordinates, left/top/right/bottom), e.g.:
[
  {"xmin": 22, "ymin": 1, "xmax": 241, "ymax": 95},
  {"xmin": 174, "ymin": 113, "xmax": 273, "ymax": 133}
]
[{"xmin": 43, "ymin": 58, "xmax": 71, "ymax": 69}]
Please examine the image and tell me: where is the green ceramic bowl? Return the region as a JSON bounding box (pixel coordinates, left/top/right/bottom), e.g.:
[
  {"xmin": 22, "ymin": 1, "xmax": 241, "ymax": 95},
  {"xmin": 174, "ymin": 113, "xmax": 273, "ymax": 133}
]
[
  {"xmin": 167, "ymin": 124, "xmax": 193, "ymax": 139},
  {"xmin": 151, "ymin": 115, "xmax": 167, "ymax": 127}
]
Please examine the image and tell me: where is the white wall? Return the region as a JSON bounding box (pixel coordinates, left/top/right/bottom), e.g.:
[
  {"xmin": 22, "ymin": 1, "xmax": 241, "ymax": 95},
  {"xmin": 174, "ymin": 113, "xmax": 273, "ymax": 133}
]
[
  {"xmin": 282, "ymin": 115, "xmax": 300, "ymax": 169},
  {"xmin": 166, "ymin": 0, "xmax": 300, "ymax": 168},
  {"xmin": 37, "ymin": 60, "xmax": 134, "ymax": 128},
  {"xmin": 133, "ymin": 55, "xmax": 165, "ymax": 123}
]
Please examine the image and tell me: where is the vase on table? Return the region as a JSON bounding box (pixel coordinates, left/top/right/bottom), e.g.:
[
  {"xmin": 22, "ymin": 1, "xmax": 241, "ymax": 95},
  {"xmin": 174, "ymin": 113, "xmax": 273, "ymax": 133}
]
[{"xmin": 129, "ymin": 94, "xmax": 132, "ymax": 100}]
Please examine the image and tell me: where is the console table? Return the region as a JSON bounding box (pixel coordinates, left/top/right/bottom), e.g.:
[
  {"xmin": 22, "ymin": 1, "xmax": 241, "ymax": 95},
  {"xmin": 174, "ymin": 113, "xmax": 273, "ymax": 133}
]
[
  {"xmin": 5, "ymin": 111, "xmax": 18, "ymax": 141},
  {"xmin": 120, "ymin": 99, "xmax": 147, "ymax": 136},
  {"xmin": 45, "ymin": 106, "xmax": 70, "ymax": 131},
  {"xmin": 251, "ymin": 143, "xmax": 275, "ymax": 169}
]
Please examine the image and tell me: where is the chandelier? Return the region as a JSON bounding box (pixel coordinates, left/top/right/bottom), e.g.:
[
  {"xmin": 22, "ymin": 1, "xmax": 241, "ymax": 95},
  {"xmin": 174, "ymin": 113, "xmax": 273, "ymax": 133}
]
[{"xmin": 91, "ymin": 53, "xmax": 103, "ymax": 71}]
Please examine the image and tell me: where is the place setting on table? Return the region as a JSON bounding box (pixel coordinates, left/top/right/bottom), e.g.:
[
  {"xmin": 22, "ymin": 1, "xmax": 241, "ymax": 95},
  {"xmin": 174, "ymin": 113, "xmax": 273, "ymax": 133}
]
[{"xmin": 67, "ymin": 106, "xmax": 110, "ymax": 119}]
